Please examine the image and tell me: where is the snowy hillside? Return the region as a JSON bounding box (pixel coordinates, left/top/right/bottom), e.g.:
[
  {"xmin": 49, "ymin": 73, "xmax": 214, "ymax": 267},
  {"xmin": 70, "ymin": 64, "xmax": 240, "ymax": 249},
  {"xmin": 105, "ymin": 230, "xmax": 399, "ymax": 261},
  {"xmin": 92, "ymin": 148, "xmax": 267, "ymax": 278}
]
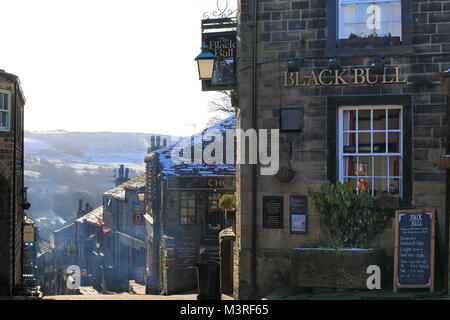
[{"xmin": 24, "ymin": 131, "xmax": 178, "ymax": 240}]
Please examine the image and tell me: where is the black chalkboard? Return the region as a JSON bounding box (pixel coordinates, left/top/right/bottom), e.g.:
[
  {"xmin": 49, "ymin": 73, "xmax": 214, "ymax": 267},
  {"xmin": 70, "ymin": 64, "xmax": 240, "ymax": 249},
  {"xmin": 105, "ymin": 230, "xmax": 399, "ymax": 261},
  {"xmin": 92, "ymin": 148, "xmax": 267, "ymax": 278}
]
[
  {"xmin": 394, "ymin": 209, "xmax": 435, "ymax": 292},
  {"xmin": 263, "ymin": 196, "xmax": 283, "ymax": 229}
]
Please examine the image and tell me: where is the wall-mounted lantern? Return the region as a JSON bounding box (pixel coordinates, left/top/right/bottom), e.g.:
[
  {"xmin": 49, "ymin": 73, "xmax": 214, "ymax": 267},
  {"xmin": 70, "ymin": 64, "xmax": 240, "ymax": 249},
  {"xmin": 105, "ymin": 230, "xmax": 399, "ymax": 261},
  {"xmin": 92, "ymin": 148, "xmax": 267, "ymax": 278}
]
[{"xmin": 195, "ymin": 44, "xmax": 216, "ymax": 80}]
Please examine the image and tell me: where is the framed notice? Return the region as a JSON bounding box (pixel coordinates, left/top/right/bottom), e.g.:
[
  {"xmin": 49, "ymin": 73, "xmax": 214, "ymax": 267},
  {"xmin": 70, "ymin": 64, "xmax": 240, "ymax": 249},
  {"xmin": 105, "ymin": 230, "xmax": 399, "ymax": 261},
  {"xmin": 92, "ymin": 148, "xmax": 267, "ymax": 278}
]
[
  {"xmin": 393, "ymin": 209, "xmax": 435, "ymax": 293},
  {"xmin": 263, "ymin": 196, "xmax": 283, "ymax": 229},
  {"xmin": 290, "ymin": 195, "xmax": 308, "ymax": 234}
]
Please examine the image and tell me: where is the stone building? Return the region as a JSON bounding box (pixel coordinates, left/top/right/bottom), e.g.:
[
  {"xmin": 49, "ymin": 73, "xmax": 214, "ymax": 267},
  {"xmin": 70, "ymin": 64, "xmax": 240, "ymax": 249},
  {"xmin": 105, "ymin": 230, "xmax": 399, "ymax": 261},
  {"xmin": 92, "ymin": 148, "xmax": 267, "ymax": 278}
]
[
  {"xmin": 0, "ymin": 69, "xmax": 26, "ymax": 296},
  {"xmin": 145, "ymin": 115, "xmax": 236, "ymax": 295},
  {"xmin": 234, "ymin": 0, "xmax": 450, "ymax": 298},
  {"xmin": 102, "ymin": 173, "xmax": 146, "ymax": 290}
]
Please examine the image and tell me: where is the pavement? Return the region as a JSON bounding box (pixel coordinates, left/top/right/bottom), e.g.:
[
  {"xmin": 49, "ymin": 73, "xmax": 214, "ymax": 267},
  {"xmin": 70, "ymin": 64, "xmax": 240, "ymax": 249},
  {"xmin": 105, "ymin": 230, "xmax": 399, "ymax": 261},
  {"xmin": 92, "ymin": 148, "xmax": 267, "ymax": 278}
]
[{"xmin": 3, "ymin": 285, "xmax": 450, "ymax": 300}]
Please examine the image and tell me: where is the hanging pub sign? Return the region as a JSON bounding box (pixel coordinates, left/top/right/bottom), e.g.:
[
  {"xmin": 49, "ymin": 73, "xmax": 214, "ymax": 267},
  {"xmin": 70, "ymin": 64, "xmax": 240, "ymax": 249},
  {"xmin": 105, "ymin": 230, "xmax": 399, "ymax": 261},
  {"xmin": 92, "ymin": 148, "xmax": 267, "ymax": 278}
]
[
  {"xmin": 393, "ymin": 209, "xmax": 436, "ymax": 293},
  {"xmin": 201, "ymin": 31, "xmax": 236, "ymax": 91}
]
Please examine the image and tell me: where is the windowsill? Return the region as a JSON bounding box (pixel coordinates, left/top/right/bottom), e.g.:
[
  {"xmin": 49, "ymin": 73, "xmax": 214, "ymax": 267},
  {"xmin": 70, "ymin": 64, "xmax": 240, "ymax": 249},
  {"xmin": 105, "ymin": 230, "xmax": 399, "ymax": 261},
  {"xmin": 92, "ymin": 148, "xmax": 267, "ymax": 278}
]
[{"xmin": 325, "ymin": 44, "xmax": 412, "ymax": 58}]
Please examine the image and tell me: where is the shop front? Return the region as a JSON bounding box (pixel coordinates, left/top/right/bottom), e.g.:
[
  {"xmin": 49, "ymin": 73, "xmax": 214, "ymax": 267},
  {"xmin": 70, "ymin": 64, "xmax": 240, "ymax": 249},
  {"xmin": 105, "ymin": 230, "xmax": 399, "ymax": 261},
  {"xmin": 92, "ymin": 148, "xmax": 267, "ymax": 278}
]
[{"xmin": 145, "ymin": 115, "xmax": 236, "ymax": 295}]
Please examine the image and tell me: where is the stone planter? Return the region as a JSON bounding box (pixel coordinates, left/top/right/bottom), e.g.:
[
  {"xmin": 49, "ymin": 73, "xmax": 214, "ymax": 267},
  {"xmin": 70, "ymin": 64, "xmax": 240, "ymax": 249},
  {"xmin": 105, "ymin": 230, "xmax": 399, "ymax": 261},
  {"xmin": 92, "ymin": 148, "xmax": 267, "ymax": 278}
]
[{"xmin": 291, "ymin": 248, "xmax": 384, "ymax": 289}]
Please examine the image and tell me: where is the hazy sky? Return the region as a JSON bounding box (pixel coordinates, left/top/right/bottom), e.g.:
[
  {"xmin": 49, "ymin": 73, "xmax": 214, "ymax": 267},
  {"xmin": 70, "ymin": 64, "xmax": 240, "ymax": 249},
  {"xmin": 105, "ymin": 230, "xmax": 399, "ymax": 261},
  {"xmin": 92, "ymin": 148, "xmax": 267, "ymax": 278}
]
[{"xmin": 0, "ymin": 0, "xmax": 236, "ymax": 137}]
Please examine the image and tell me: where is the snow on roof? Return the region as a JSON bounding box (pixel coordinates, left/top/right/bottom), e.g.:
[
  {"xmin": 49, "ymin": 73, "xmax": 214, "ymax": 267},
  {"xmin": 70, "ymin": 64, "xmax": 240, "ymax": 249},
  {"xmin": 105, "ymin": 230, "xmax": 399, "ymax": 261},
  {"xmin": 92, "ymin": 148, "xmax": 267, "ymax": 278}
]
[
  {"xmin": 77, "ymin": 206, "xmax": 104, "ymax": 226},
  {"xmin": 104, "ymin": 174, "xmax": 146, "ymax": 200},
  {"xmin": 151, "ymin": 115, "xmax": 236, "ymax": 177}
]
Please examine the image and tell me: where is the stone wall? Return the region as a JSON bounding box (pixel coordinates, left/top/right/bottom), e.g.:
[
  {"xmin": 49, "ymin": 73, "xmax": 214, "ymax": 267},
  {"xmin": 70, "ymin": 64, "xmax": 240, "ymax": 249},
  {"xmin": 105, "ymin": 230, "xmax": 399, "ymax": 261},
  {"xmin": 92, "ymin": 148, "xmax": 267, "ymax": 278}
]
[{"xmin": 234, "ymin": 0, "xmax": 450, "ymax": 299}]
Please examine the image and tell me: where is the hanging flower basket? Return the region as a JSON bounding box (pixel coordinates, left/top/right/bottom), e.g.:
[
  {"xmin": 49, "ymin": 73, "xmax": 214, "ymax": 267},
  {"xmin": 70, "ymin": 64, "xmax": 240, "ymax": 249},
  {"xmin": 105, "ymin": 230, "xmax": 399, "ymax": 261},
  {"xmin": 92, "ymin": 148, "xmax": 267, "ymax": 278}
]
[
  {"xmin": 275, "ymin": 167, "xmax": 296, "ymax": 183},
  {"xmin": 436, "ymin": 155, "xmax": 450, "ymax": 170}
]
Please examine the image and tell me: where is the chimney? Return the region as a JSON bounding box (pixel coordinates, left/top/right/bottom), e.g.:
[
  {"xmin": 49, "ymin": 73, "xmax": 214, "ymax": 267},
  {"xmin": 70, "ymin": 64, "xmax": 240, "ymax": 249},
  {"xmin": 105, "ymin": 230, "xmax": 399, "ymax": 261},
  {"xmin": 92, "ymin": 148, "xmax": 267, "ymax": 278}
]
[
  {"xmin": 163, "ymin": 138, "xmax": 167, "ymax": 147},
  {"xmin": 79, "ymin": 199, "xmax": 82, "ymax": 211},
  {"xmin": 125, "ymin": 168, "xmax": 129, "ymax": 179},
  {"xmin": 151, "ymin": 136, "xmax": 155, "ymax": 149},
  {"xmin": 119, "ymin": 165, "xmax": 124, "ymax": 178},
  {"xmin": 156, "ymin": 136, "xmax": 161, "ymax": 147},
  {"xmin": 85, "ymin": 203, "xmax": 90, "ymax": 212}
]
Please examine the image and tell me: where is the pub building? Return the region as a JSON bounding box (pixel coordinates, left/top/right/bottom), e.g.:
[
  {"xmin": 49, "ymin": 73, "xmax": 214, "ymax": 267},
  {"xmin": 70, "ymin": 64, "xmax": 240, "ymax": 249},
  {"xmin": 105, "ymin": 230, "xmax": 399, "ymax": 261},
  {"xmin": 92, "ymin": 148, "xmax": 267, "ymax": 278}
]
[
  {"xmin": 145, "ymin": 115, "xmax": 236, "ymax": 295},
  {"xmin": 232, "ymin": 0, "xmax": 450, "ymax": 299}
]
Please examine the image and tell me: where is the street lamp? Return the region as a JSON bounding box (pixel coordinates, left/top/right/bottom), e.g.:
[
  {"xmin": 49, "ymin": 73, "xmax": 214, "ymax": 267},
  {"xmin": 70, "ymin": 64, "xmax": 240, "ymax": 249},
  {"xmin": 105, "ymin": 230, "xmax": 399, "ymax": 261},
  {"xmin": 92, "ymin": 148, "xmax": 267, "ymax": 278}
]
[{"xmin": 195, "ymin": 44, "xmax": 216, "ymax": 80}]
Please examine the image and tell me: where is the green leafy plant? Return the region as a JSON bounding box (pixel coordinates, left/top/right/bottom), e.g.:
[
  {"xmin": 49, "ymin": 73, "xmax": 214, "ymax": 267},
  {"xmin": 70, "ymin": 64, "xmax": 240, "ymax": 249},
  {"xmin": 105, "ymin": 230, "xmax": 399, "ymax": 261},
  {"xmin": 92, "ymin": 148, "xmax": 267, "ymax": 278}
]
[
  {"xmin": 308, "ymin": 181, "xmax": 390, "ymax": 248},
  {"xmin": 219, "ymin": 194, "xmax": 236, "ymax": 211}
]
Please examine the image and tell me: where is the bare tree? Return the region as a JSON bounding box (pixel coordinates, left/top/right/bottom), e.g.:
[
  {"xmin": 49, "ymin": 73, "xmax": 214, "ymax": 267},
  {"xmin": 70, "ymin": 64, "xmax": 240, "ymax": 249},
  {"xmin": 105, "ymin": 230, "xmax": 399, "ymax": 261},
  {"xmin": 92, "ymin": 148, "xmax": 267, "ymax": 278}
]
[{"xmin": 207, "ymin": 90, "xmax": 236, "ymax": 126}]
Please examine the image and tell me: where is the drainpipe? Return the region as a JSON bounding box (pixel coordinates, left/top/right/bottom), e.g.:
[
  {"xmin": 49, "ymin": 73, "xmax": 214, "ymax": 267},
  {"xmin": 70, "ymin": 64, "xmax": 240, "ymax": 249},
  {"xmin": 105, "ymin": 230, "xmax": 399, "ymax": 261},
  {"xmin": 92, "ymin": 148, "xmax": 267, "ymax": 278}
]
[{"xmin": 250, "ymin": 0, "xmax": 259, "ymax": 299}]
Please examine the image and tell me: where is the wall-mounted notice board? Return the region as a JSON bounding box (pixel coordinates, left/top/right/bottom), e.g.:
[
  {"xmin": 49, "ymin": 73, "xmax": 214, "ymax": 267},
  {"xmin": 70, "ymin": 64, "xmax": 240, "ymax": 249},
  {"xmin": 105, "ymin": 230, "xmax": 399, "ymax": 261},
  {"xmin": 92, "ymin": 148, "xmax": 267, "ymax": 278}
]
[{"xmin": 393, "ymin": 209, "xmax": 435, "ymax": 293}]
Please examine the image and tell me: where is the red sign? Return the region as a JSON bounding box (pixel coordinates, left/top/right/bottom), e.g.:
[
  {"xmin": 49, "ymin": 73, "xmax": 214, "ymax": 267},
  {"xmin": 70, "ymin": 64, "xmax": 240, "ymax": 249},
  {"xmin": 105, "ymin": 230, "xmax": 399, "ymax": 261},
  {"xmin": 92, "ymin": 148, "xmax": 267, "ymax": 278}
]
[{"xmin": 134, "ymin": 213, "xmax": 144, "ymax": 225}]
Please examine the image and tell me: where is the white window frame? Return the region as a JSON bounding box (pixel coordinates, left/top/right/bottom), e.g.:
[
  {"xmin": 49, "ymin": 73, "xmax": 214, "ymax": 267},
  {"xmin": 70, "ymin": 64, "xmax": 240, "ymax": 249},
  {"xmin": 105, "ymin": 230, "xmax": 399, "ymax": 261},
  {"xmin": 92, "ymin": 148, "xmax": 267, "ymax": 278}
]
[
  {"xmin": 338, "ymin": 105, "xmax": 403, "ymax": 198},
  {"xmin": 339, "ymin": 0, "xmax": 402, "ymax": 39},
  {"xmin": 0, "ymin": 90, "xmax": 11, "ymax": 132}
]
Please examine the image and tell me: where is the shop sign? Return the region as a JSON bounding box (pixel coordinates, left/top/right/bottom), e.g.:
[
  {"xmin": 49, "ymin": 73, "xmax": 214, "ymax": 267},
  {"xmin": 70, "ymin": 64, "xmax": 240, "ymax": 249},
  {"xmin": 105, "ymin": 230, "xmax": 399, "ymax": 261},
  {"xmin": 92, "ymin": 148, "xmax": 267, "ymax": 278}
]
[
  {"xmin": 202, "ymin": 31, "xmax": 236, "ymax": 91},
  {"xmin": 23, "ymin": 225, "xmax": 34, "ymax": 243},
  {"xmin": 283, "ymin": 66, "xmax": 407, "ymax": 87},
  {"xmin": 167, "ymin": 176, "xmax": 235, "ymax": 190}
]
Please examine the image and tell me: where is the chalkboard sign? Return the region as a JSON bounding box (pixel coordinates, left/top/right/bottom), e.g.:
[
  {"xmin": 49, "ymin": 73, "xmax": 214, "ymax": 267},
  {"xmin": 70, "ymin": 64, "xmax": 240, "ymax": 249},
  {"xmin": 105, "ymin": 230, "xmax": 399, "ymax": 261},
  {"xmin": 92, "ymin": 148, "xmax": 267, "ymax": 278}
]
[
  {"xmin": 393, "ymin": 209, "xmax": 435, "ymax": 293},
  {"xmin": 263, "ymin": 196, "xmax": 283, "ymax": 228}
]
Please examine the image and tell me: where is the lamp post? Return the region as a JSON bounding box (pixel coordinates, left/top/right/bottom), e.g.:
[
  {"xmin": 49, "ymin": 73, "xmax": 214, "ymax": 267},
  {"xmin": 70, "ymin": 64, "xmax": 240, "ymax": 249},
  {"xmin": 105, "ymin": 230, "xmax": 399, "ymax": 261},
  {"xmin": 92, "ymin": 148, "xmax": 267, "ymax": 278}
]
[
  {"xmin": 438, "ymin": 69, "xmax": 450, "ymax": 295},
  {"xmin": 195, "ymin": 44, "xmax": 216, "ymax": 80}
]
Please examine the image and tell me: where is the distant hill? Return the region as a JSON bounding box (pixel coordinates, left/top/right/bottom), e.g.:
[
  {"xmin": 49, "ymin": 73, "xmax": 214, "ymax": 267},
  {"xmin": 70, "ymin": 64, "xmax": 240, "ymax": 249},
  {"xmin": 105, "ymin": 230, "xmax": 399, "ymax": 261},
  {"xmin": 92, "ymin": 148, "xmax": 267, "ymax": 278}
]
[{"xmin": 24, "ymin": 131, "xmax": 178, "ymax": 240}]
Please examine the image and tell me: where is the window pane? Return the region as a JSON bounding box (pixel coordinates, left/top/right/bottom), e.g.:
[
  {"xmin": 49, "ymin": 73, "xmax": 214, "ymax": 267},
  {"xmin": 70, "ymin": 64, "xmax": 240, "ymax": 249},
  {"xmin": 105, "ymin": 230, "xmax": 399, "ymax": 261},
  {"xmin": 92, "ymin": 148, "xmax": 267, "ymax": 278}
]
[
  {"xmin": 358, "ymin": 110, "xmax": 371, "ymax": 130},
  {"xmin": 188, "ymin": 207, "xmax": 195, "ymax": 215},
  {"xmin": 389, "ymin": 177, "xmax": 402, "ymax": 196},
  {"xmin": 343, "ymin": 133, "xmax": 356, "ymax": 153},
  {"xmin": 358, "ymin": 132, "xmax": 371, "ymax": 153},
  {"xmin": 357, "ymin": 156, "xmax": 372, "ymax": 177},
  {"xmin": 188, "ymin": 200, "xmax": 195, "ymax": 208},
  {"xmin": 180, "ymin": 192, "xmax": 187, "ymax": 200},
  {"xmin": 343, "ymin": 110, "xmax": 356, "ymax": 131},
  {"xmin": 188, "ymin": 192, "xmax": 195, "ymax": 200},
  {"xmin": 343, "ymin": 156, "xmax": 356, "ymax": 177},
  {"xmin": 388, "ymin": 109, "xmax": 400, "ymax": 130},
  {"xmin": 0, "ymin": 112, "xmax": 6, "ymax": 128},
  {"xmin": 187, "ymin": 216, "xmax": 195, "ymax": 224},
  {"xmin": 388, "ymin": 132, "xmax": 400, "ymax": 153},
  {"xmin": 389, "ymin": 156, "xmax": 402, "ymax": 177},
  {"xmin": 357, "ymin": 177, "xmax": 371, "ymax": 194},
  {"xmin": 373, "ymin": 156, "xmax": 387, "ymax": 177},
  {"xmin": 180, "ymin": 217, "xmax": 188, "ymax": 224},
  {"xmin": 373, "ymin": 132, "xmax": 386, "ymax": 153},
  {"xmin": 180, "ymin": 208, "xmax": 187, "ymax": 215},
  {"xmin": 373, "ymin": 109, "xmax": 386, "ymax": 130},
  {"xmin": 373, "ymin": 178, "xmax": 388, "ymax": 197}
]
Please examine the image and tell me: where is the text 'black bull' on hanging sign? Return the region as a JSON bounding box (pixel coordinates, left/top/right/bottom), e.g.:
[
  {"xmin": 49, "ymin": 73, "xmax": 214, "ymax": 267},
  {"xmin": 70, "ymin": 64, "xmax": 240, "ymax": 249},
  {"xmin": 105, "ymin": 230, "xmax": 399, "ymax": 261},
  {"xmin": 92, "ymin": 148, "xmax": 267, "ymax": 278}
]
[
  {"xmin": 393, "ymin": 209, "xmax": 435, "ymax": 293},
  {"xmin": 283, "ymin": 66, "xmax": 407, "ymax": 87}
]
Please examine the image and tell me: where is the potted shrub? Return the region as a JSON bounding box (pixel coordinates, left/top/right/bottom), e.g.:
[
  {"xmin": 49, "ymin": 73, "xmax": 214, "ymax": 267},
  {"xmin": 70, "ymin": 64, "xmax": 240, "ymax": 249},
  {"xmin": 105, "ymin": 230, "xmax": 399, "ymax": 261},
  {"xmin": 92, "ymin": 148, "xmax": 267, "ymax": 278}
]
[
  {"xmin": 290, "ymin": 182, "xmax": 390, "ymax": 290},
  {"xmin": 339, "ymin": 33, "xmax": 401, "ymax": 49}
]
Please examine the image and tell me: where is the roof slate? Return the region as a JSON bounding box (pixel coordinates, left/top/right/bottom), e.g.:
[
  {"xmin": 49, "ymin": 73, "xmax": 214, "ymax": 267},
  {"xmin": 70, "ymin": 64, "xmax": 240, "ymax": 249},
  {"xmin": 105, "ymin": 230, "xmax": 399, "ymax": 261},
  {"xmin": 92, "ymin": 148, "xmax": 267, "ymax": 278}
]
[
  {"xmin": 104, "ymin": 173, "xmax": 146, "ymax": 200},
  {"xmin": 151, "ymin": 115, "xmax": 236, "ymax": 177},
  {"xmin": 77, "ymin": 206, "xmax": 104, "ymax": 226}
]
